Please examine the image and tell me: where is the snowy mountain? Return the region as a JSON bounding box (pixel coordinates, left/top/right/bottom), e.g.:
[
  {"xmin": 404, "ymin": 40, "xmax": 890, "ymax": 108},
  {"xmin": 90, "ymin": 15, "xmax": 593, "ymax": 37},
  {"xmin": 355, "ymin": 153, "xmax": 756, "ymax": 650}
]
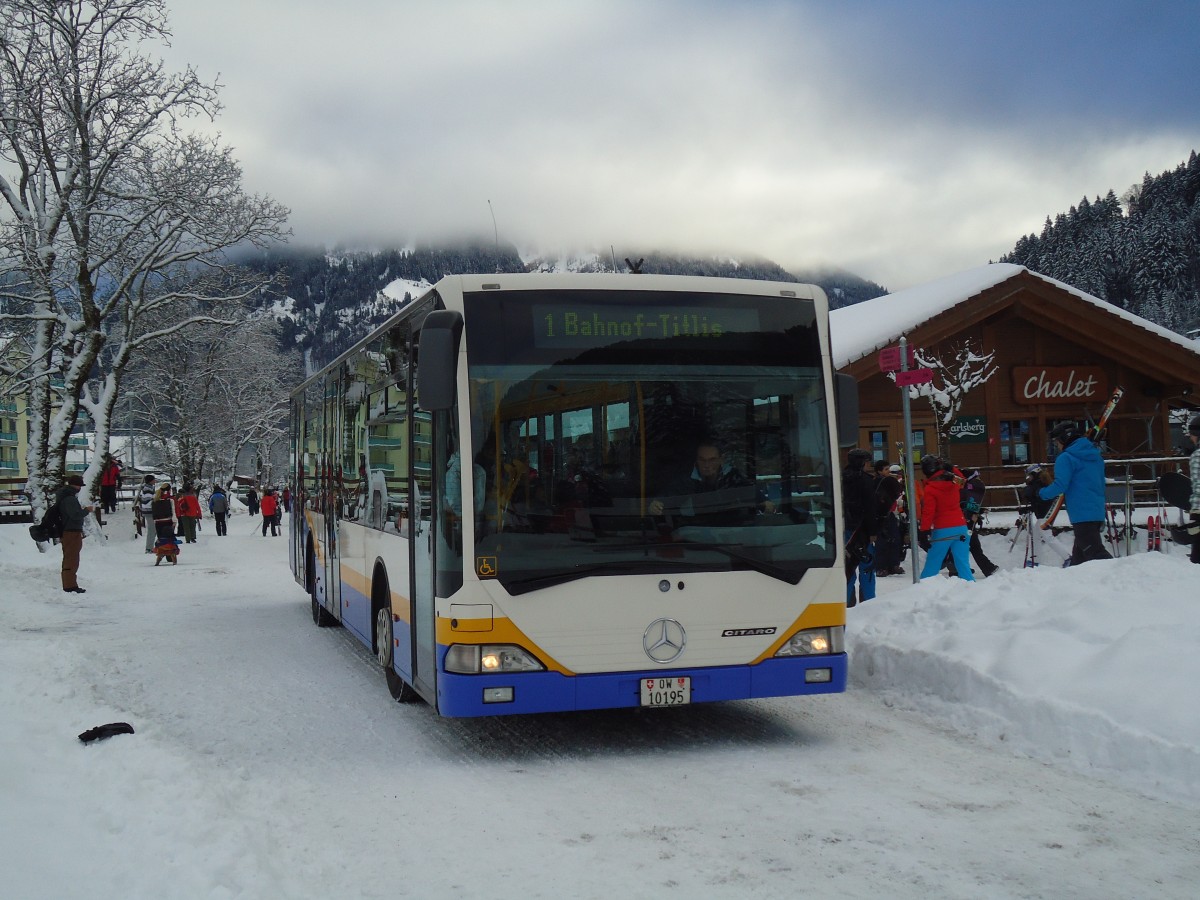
[{"xmin": 240, "ymin": 244, "xmax": 887, "ymax": 373}]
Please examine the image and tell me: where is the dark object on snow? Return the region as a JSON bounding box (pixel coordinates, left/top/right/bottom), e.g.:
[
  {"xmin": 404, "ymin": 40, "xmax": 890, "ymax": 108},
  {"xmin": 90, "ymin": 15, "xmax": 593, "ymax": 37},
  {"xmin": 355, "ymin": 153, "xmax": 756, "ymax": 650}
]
[{"xmin": 78, "ymin": 722, "xmax": 135, "ymax": 744}]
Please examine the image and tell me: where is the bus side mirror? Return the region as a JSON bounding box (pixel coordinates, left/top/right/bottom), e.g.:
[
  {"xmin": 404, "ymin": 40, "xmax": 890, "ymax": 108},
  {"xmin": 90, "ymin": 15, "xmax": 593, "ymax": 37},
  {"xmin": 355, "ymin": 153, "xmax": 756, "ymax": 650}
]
[
  {"xmin": 834, "ymin": 373, "xmax": 859, "ymax": 449},
  {"xmin": 416, "ymin": 310, "xmax": 464, "ymax": 411}
]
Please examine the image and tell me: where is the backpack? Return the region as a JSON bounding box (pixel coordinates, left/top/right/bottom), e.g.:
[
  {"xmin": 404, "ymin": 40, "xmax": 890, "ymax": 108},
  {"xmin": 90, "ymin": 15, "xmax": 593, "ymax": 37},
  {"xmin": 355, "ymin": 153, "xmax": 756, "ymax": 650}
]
[
  {"xmin": 29, "ymin": 501, "xmax": 64, "ymax": 543},
  {"xmin": 960, "ymin": 469, "xmax": 986, "ymax": 514},
  {"xmin": 210, "ymin": 492, "xmax": 228, "ymax": 514}
]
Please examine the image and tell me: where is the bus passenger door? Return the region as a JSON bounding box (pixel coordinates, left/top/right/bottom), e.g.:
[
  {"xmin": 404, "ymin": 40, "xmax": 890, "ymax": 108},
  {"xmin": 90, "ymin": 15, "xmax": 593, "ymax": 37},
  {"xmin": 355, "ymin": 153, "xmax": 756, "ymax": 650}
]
[{"xmin": 409, "ymin": 393, "xmax": 437, "ymax": 699}]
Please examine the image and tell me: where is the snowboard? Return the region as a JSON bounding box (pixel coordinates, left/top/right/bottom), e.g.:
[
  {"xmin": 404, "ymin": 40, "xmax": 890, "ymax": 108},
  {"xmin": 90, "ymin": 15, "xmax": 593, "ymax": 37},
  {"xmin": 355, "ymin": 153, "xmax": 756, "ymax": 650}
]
[{"xmin": 1156, "ymin": 472, "xmax": 1191, "ymax": 511}]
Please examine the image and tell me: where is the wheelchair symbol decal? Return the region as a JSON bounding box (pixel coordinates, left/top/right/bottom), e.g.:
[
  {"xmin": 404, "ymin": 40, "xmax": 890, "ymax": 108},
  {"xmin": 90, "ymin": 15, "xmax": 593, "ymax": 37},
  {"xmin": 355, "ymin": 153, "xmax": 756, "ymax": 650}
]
[{"xmin": 476, "ymin": 556, "xmax": 498, "ymax": 578}]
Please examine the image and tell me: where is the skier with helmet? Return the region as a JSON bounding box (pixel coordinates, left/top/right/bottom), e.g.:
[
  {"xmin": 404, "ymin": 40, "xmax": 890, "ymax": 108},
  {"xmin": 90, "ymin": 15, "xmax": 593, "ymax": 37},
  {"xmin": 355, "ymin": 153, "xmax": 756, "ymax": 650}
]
[
  {"xmin": 1187, "ymin": 414, "xmax": 1200, "ymax": 565},
  {"xmin": 1010, "ymin": 463, "xmax": 1072, "ymax": 566},
  {"xmin": 841, "ymin": 447, "xmax": 878, "ymax": 606},
  {"xmin": 917, "ymin": 455, "xmax": 975, "ymax": 582},
  {"xmin": 1038, "ymin": 420, "xmax": 1112, "ymax": 565}
]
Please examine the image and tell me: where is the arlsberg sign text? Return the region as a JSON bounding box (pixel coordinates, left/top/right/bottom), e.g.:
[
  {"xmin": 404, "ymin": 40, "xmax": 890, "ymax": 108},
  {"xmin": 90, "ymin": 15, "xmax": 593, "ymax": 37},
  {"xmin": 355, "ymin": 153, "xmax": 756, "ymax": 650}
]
[{"xmin": 1012, "ymin": 366, "xmax": 1107, "ymax": 404}]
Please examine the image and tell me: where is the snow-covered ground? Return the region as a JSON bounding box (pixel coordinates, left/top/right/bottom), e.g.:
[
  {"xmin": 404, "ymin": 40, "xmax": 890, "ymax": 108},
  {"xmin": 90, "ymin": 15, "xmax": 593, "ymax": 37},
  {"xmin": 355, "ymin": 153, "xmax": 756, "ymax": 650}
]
[{"xmin": 2, "ymin": 509, "xmax": 1198, "ymax": 899}]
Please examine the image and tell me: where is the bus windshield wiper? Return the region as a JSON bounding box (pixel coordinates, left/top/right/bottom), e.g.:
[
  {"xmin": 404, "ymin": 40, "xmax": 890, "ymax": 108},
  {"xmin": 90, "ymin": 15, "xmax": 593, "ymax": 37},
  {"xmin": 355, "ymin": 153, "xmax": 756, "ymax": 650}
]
[
  {"xmin": 668, "ymin": 541, "xmax": 802, "ymax": 584},
  {"xmin": 501, "ymin": 557, "xmax": 723, "ymax": 595}
]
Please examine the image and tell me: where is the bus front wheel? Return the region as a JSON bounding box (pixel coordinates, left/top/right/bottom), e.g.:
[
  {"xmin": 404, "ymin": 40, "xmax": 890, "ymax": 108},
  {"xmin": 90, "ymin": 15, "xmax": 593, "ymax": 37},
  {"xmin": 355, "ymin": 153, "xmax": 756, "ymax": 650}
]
[{"xmin": 375, "ymin": 606, "xmax": 418, "ymax": 703}]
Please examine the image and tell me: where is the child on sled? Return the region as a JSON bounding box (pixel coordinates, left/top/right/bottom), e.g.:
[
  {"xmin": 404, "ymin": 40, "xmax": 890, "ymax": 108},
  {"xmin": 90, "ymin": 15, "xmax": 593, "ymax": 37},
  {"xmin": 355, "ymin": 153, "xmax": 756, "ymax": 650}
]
[{"xmin": 151, "ymin": 484, "xmax": 181, "ymax": 566}]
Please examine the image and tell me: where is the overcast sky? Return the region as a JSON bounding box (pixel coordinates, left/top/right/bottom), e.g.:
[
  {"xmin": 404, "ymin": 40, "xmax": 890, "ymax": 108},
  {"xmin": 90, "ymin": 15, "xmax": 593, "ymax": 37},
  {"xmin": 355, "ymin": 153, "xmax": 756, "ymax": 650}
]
[{"xmin": 162, "ymin": 0, "xmax": 1200, "ymax": 291}]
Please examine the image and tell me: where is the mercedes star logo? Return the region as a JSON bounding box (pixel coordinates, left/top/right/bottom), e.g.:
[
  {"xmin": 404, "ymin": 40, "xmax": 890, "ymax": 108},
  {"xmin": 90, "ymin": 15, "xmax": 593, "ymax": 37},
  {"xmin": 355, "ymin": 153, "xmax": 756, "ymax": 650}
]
[{"xmin": 643, "ymin": 617, "xmax": 686, "ymax": 664}]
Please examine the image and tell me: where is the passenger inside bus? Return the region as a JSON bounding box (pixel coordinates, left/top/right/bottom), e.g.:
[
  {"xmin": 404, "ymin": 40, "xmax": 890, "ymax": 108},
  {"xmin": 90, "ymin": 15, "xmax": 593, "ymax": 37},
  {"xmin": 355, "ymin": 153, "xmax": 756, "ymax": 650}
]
[
  {"xmin": 648, "ymin": 438, "xmax": 775, "ymax": 524},
  {"xmin": 444, "ymin": 435, "xmax": 486, "ymax": 544}
]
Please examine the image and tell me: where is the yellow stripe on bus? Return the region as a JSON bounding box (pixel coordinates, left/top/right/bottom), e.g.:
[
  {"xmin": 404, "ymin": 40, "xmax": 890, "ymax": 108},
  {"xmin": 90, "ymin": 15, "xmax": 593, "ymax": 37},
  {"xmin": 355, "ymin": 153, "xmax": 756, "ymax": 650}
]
[{"xmin": 436, "ymin": 616, "xmax": 574, "ymax": 675}]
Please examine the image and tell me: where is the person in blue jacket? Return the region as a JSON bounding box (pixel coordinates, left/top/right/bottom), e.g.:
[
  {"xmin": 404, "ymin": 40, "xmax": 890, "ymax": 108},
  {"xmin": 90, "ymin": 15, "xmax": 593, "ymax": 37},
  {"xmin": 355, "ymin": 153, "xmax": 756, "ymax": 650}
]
[{"xmin": 1038, "ymin": 421, "xmax": 1112, "ymax": 565}]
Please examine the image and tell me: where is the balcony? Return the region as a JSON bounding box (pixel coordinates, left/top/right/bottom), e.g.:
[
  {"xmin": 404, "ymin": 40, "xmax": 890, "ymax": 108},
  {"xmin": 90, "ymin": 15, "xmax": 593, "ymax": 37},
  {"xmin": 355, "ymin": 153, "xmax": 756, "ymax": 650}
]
[{"xmin": 0, "ymin": 431, "xmax": 17, "ymax": 445}]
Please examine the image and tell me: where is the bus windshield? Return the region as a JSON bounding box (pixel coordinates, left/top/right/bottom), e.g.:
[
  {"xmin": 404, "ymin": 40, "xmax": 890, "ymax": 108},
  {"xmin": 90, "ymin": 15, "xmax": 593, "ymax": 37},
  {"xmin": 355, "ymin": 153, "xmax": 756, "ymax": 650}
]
[{"xmin": 463, "ymin": 288, "xmax": 837, "ymax": 594}]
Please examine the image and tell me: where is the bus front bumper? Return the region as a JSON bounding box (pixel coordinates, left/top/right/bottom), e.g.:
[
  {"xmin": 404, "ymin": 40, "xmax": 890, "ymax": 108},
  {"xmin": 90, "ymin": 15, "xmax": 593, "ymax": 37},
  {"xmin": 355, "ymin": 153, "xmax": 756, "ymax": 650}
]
[{"xmin": 434, "ymin": 653, "xmax": 847, "ymax": 718}]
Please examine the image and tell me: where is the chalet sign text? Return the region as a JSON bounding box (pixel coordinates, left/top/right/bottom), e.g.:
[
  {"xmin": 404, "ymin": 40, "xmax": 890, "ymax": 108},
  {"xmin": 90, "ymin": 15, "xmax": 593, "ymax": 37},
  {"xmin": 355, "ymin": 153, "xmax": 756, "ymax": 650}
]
[{"xmin": 1012, "ymin": 366, "xmax": 1107, "ymax": 405}]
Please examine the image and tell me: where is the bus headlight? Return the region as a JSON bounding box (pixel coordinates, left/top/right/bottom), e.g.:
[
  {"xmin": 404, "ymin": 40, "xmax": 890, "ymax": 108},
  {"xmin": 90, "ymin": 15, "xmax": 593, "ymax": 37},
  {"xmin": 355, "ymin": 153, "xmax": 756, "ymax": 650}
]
[
  {"xmin": 774, "ymin": 626, "xmax": 844, "ymax": 657},
  {"xmin": 445, "ymin": 644, "xmax": 546, "ymax": 674}
]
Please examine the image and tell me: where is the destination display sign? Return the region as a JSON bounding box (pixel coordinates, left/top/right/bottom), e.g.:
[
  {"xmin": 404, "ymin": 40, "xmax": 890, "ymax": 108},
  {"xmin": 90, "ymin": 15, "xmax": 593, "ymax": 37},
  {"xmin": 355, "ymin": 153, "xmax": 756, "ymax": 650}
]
[{"xmin": 531, "ymin": 304, "xmax": 761, "ymax": 349}]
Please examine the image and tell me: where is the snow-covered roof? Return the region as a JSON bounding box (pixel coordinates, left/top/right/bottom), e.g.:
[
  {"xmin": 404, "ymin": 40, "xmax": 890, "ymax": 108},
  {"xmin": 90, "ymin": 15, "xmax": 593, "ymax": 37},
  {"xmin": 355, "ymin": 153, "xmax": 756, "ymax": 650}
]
[{"xmin": 830, "ymin": 263, "xmax": 1200, "ymax": 369}]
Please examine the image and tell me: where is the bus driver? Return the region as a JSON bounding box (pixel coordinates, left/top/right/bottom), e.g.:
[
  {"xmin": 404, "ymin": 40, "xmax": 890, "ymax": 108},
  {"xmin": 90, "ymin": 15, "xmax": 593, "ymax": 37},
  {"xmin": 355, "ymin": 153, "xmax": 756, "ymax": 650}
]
[{"xmin": 648, "ymin": 439, "xmax": 775, "ymax": 521}]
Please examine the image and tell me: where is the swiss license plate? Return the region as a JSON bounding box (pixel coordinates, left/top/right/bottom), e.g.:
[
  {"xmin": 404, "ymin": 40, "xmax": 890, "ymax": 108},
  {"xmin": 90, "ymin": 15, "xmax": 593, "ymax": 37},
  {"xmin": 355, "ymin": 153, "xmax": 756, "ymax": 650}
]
[{"xmin": 640, "ymin": 676, "xmax": 691, "ymax": 707}]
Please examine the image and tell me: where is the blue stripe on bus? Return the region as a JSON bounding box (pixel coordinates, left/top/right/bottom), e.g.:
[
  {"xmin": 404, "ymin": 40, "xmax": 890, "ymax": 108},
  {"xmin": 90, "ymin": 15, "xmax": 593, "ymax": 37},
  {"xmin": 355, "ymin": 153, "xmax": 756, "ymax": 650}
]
[{"xmin": 433, "ymin": 653, "xmax": 847, "ymax": 718}]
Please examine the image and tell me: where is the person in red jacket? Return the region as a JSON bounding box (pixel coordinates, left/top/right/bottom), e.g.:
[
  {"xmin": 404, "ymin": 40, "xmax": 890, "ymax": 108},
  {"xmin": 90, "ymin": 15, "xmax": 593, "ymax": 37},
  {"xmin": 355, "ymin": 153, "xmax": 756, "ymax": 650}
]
[
  {"xmin": 260, "ymin": 488, "xmax": 279, "ymax": 536},
  {"xmin": 176, "ymin": 485, "xmax": 203, "ymax": 544},
  {"xmin": 98, "ymin": 453, "xmax": 122, "ymax": 518},
  {"xmin": 917, "ymin": 455, "xmax": 975, "ymax": 582}
]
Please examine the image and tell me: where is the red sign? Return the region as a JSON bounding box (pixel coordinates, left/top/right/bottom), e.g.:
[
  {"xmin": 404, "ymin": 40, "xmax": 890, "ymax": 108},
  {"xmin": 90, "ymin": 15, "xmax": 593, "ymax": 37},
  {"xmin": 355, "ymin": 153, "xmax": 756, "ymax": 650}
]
[
  {"xmin": 895, "ymin": 368, "xmax": 934, "ymax": 387},
  {"xmin": 878, "ymin": 344, "xmax": 916, "ymax": 372},
  {"xmin": 1012, "ymin": 366, "xmax": 1107, "ymax": 404}
]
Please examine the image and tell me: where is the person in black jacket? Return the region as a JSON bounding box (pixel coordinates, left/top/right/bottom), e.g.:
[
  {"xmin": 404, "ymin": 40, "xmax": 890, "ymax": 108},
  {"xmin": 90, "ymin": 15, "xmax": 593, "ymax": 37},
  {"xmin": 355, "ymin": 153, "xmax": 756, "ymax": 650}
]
[
  {"xmin": 56, "ymin": 474, "xmax": 94, "ymax": 593},
  {"xmin": 874, "ymin": 464, "xmax": 906, "ymax": 576},
  {"xmin": 842, "ymin": 448, "xmax": 878, "ymax": 606},
  {"xmin": 1007, "ymin": 463, "xmax": 1072, "ymax": 566},
  {"xmin": 958, "ymin": 467, "xmax": 999, "ymax": 577}
]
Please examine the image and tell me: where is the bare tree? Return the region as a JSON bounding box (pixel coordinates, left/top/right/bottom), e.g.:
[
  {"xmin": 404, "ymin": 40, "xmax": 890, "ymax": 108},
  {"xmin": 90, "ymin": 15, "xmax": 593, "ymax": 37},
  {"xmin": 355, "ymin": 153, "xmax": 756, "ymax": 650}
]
[
  {"xmin": 124, "ymin": 313, "xmax": 298, "ymax": 487},
  {"xmin": 892, "ymin": 341, "xmax": 998, "ymax": 457},
  {"xmin": 0, "ymin": 0, "xmax": 288, "ymax": 516}
]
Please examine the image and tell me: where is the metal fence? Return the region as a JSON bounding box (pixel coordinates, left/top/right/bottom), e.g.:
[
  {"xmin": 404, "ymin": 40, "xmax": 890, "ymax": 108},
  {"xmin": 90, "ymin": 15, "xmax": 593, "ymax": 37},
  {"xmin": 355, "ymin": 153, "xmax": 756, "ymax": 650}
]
[{"xmin": 978, "ymin": 455, "xmax": 1191, "ymax": 555}]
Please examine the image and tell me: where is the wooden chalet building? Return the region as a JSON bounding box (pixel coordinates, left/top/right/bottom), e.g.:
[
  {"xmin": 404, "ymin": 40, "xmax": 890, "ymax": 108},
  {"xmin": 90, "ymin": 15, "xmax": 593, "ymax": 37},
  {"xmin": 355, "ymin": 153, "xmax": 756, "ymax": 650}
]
[{"xmin": 830, "ymin": 264, "xmax": 1200, "ymax": 486}]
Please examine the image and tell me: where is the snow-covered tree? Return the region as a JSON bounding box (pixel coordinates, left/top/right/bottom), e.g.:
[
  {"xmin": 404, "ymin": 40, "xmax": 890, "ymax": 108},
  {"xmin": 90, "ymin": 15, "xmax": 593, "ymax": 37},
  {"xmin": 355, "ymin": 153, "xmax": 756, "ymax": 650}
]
[
  {"xmin": 0, "ymin": 0, "xmax": 288, "ymax": 516},
  {"xmin": 892, "ymin": 341, "xmax": 998, "ymax": 457},
  {"xmin": 123, "ymin": 313, "xmax": 298, "ymax": 488}
]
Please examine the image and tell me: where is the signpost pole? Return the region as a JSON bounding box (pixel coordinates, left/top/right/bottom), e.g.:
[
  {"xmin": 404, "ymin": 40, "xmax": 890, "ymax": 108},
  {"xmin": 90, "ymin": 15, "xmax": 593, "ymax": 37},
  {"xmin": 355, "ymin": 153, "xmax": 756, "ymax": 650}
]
[{"xmin": 900, "ymin": 336, "xmax": 920, "ymax": 584}]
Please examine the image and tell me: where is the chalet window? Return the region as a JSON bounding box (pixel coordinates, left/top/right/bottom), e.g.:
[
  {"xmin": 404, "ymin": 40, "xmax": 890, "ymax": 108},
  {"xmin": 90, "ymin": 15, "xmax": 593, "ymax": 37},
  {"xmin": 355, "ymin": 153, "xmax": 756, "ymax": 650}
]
[
  {"xmin": 910, "ymin": 430, "xmax": 927, "ymax": 461},
  {"xmin": 1046, "ymin": 418, "xmax": 1087, "ymax": 460},
  {"xmin": 1000, "ymin": 419, "xmax": 1031, "ymax": 465},
  {"xmin": 869, "ymin": 429, "xmax": 888, "ymax": 463}
]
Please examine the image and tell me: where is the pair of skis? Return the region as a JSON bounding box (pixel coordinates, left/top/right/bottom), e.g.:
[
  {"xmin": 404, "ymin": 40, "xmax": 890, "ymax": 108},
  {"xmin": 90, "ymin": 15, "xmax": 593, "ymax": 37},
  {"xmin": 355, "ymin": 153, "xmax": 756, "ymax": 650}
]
[
  {"xmin": 1146, "ymin": 515, "xmax": 1163, "ymax": 552},
  {"xmin": 1106, "ymin": 505, "xmax": 1123, "ymax": 557},
  {"xmin": 1041, "ymin": 386, "xmax": 1124, "ymax": 530}
]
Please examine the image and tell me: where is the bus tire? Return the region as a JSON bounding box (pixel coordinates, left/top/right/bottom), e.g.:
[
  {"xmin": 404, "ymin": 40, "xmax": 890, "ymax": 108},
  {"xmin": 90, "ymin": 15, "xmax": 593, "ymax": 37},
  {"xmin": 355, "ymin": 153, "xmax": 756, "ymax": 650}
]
[
  {"xmin": 375, "ymin": 605, "xmax": 418, "ymax": 703},
  {"xmin": 308, "ymin": 539, "xmax": 337, "ymax": 628},
  {"xmin": 311, "ymin": 596, "xmax": 337, "ymax": 627}
]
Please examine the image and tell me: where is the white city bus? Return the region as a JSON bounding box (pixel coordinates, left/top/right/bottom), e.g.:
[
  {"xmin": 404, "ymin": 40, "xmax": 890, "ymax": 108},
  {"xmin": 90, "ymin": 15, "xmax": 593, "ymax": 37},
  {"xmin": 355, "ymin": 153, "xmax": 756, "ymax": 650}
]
[{"xmin": 290, "ymin": 273, "xmax": 855, "ymax": 717}]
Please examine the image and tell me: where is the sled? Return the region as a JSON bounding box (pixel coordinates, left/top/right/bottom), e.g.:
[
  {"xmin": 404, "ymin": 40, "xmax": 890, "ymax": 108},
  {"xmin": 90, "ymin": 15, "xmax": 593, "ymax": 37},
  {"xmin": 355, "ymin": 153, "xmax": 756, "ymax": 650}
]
[{"xmin": 153, "ymin": 519, "xmax": 180, "ymax": 565}]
